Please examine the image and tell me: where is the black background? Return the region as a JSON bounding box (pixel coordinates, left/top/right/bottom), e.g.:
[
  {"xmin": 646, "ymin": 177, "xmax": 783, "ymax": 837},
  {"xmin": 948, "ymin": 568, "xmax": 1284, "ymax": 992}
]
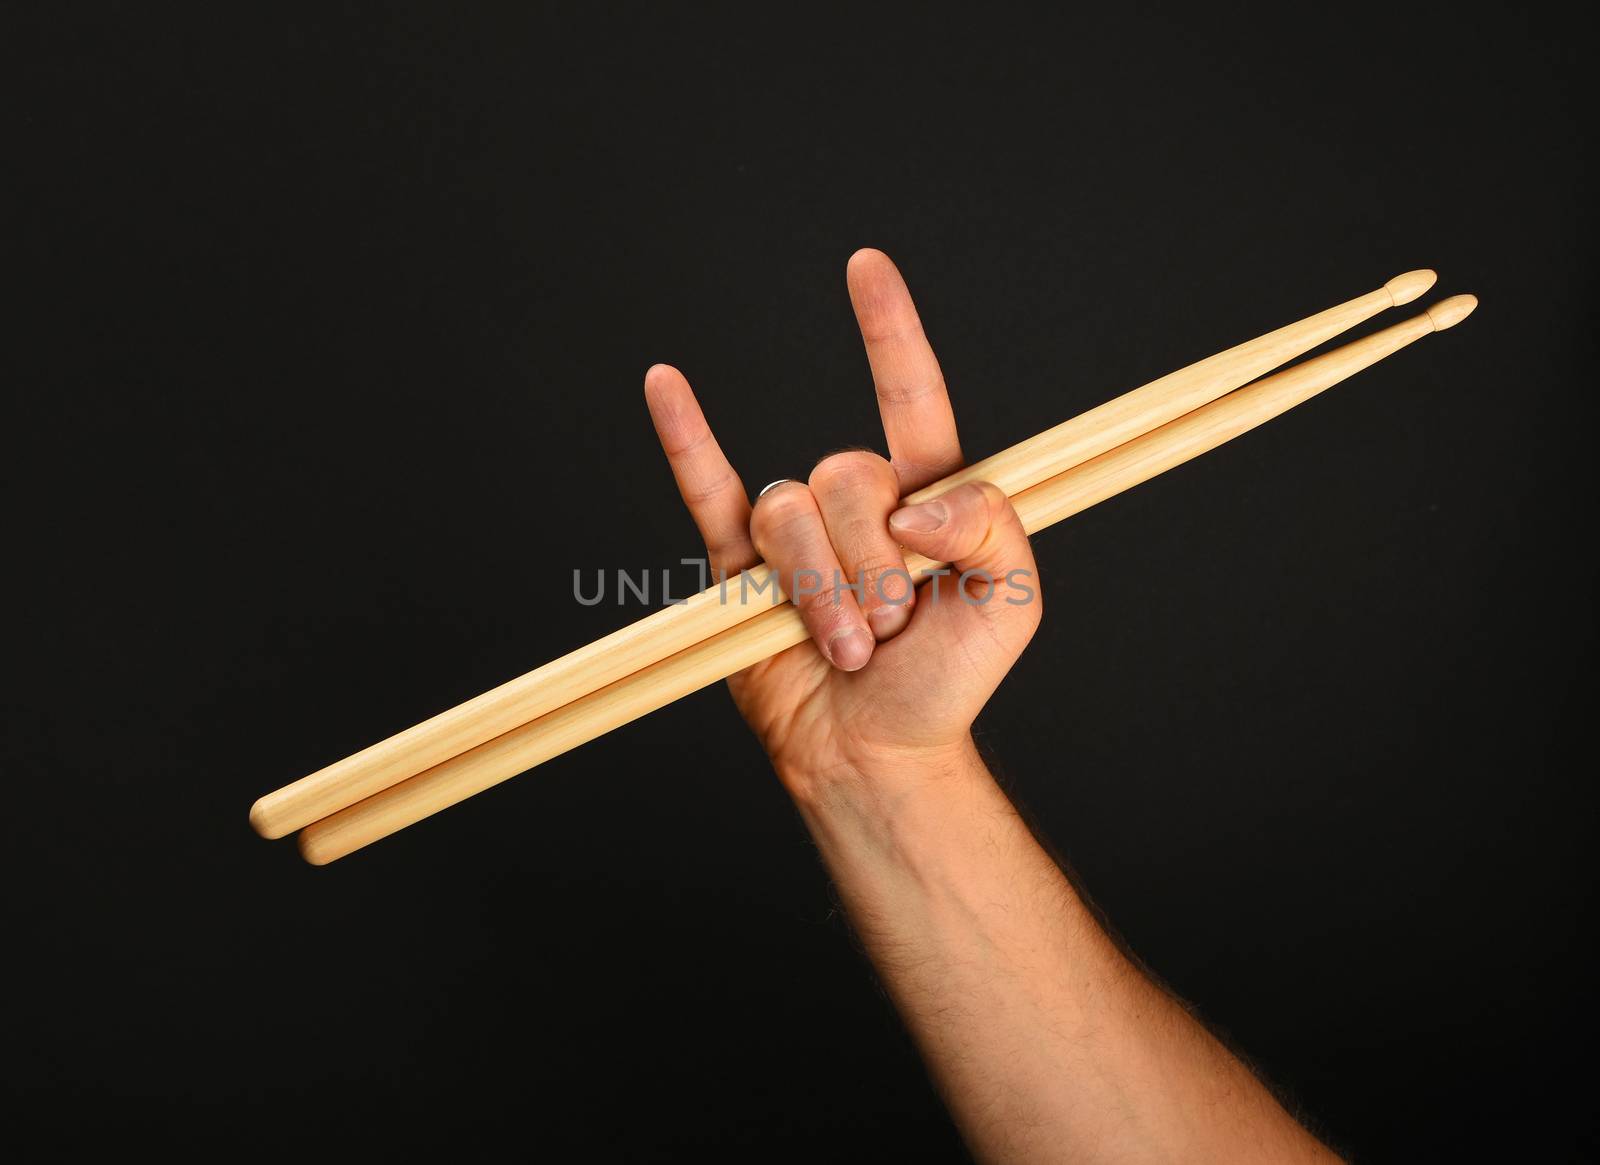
[{"xmin": 6, "ymin": 5, "xmax": 1591, "ymax": 1159}]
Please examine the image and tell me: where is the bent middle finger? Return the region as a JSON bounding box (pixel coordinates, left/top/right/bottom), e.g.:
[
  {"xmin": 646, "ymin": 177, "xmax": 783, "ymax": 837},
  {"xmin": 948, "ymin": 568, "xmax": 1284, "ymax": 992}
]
[{"xmin": 808, "ymin": 451, "xmax": 916, "ymax": 641}]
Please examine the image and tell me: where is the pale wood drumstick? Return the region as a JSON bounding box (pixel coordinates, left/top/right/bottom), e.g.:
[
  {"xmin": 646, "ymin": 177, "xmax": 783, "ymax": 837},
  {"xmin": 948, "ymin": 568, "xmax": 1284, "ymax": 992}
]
[
  {"xmin": 296, "ymin": 295, "xmax": 1477, "ymax": 864},
  {"xmin": 251, "ymin": 270, "xmax": 1438, "ymax": 839}
]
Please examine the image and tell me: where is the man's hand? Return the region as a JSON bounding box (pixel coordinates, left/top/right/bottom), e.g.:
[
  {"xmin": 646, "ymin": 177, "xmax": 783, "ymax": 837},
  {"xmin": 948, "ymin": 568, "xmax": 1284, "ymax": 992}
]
[
  {"xmin": 643, "ymin": 250, "xmax": 1336, "ymax": 1164},
  {"xmin": 643, "ymin": 249, "xmax": 1041, "ymax": 805}
]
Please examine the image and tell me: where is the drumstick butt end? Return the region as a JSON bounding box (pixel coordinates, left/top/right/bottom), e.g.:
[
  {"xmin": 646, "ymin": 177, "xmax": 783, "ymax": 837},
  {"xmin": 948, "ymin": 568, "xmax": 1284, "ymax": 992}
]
[
  {"xmin": 1425, "ymin": 294, "xmax": 1478, "ymax": 331},
  {"xmin": 1386, "ymin": 269, "xmax": 1437, "ymax": 306}
]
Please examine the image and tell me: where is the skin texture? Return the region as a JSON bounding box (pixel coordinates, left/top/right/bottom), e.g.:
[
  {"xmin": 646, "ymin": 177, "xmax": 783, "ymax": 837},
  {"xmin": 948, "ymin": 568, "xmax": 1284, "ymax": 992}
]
[{"xmin": 644, "ymin": 249, "xmax": 1339, "ymax": 1164}]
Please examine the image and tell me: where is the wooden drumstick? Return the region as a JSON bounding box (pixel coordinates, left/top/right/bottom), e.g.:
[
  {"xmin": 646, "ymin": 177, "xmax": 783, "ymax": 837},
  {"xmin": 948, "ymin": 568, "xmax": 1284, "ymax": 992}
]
[
  {"xmin": 296, "ymin": 295, "xmax": 1477, "ymax": 864},
  {"xmin": 250, "ymin": 270, "xmax": 1437, "ymax": 840}
]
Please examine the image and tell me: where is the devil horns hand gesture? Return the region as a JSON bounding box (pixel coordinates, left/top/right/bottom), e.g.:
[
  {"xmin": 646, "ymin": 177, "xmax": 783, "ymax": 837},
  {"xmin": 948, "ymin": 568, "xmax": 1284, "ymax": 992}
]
[{"xmin": 642, "ymin": 250, "xmax": 1042, "ymax": 803}]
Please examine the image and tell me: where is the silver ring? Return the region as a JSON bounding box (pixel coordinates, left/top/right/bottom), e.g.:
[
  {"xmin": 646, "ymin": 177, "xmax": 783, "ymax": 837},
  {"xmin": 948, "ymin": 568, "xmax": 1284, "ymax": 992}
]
[{"xmin": 758, "ymin": 478, "xmax": 798, "ymax": 498}]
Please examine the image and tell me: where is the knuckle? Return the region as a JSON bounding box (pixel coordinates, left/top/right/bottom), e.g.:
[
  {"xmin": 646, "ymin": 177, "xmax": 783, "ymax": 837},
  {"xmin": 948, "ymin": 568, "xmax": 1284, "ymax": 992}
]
[
  {"xmin": 943, "ymin": 480, "xmax": 1011, "ymax": 532},
  {"xmin": 791, "ymin": 579, "xmax": 844, "ymax": 616},
  {"xmin": 873, "ymin": 376, "xmax": 938, "ymax": 405},
  {"xmin": 972, "ymin": 480, "xmax": 1007, "ymax": 506},
  {"xmin": 793, "ymin": 586, "xmax": 832, "ymax": 615},
  {"xmin": 891, "ymin": 451, "xmax": 963, "ymax": 487},
  {"xmin": 769, "ymin": 510, "xmax": 819, "ymax": 545},
  {"xmin": 975, "ymin": 481, "xmax": 1017, "ymax": 523},
  {"xmin": 809, "ymin": 449, "xmax": 891, "ymax": 496},
  {"xmin": 853, "ymin": 555, "xmax": 902, "ymax": 584},
  {"xmin": 681, "ymin": 468, "xmax": 741, "ymax": 505},
  {"xmin": 751, "ymin": 482, "xmax": 813, "ymax": 532},
  {"xmin": 857, "ymin": 558, "xmax": 913, "ymax": 603},
  {"xmin": 952, "ymin": 479, "xmax": 999, "ymax": 508},
  {"xmin": 661, "ymin": 425, "xmax": 714, "ymax": 459},
  {"xmin": 839, "ymin": 515, "xmax": 888, "ymax": 550},
  {"xmin": 705, "ymin": 528, "xmax": 756, "ymax": 568}
]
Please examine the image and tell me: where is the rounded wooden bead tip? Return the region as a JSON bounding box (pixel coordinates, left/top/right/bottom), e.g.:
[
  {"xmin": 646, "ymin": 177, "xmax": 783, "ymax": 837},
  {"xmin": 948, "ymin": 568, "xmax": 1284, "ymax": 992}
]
[
  {"xmin": 298, "ymin": 830, "xmax": 336, "ymax": 866},
  {"xmin": 1385, "ymin": 269, "xmax": 1438, "ymax": 305},
  {"xmin": 1425, "ymin": 294, "xmax": 1478, "ymax": 331},
  {"xmin": 248, "ymin": 797, "xmax": 283, "ymax": 839}
]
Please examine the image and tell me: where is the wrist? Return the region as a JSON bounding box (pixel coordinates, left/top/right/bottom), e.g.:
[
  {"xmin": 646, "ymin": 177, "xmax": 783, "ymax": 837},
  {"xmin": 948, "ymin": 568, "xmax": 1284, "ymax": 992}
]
[
  {"xmin": 775, "ymin": 735, "xmax": 988, "ymax": 827},
  {"xmin": 779, "ymin": 736, "xmax": 1028, "ymax": 923}
]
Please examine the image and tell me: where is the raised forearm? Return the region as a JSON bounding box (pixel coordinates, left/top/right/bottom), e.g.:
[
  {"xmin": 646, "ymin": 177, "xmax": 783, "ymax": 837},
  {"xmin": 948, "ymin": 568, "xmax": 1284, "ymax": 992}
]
[{"xmin": 783, "ymin": 743, "xmax": 1337, "ymax": 1165}]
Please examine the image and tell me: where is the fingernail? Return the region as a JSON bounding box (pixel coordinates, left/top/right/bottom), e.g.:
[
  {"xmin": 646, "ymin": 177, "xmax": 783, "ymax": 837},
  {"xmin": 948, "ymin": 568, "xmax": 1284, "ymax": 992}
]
[
  {"xmin": 889, "ymin": 501, "xmax": 947, "ymax": 534},
  {"xmin": 828, "ymin": 628, "xmax": 874, "ymax": 671},
  {"xmin": 868, "ymin": 603, "xmax": 911, "ymax": 640}
]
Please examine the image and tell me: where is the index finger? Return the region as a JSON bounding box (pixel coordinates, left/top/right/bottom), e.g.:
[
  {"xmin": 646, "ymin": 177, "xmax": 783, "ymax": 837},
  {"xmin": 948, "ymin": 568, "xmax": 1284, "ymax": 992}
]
[{"xmin": 846, "ymin": 249, "xmax": 963, "ymax": 493}]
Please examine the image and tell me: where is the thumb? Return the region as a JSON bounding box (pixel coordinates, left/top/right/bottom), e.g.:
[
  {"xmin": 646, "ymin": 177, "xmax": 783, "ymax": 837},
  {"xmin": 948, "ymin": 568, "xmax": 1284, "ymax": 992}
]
[{"xmin": 888, "ymin": 481, "xmax": 1040, "ymax": 612}]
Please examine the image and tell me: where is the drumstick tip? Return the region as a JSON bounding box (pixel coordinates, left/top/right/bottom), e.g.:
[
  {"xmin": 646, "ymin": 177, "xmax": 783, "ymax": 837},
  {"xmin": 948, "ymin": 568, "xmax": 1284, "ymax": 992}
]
[
  {"xmin": 1386, "ymin": 269, "xmax": 1437, "ymax": 306},
  {"xmin": 1425, "ymin": 294, "xmax": 1478, "ymax": 332},
  {"xmin": 249, "ymin": 797, "xmax": 286, "ymax": 840},
  {"xmin": 297, "ymin": 829, "xmax": 337, "ymax": 866}
]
